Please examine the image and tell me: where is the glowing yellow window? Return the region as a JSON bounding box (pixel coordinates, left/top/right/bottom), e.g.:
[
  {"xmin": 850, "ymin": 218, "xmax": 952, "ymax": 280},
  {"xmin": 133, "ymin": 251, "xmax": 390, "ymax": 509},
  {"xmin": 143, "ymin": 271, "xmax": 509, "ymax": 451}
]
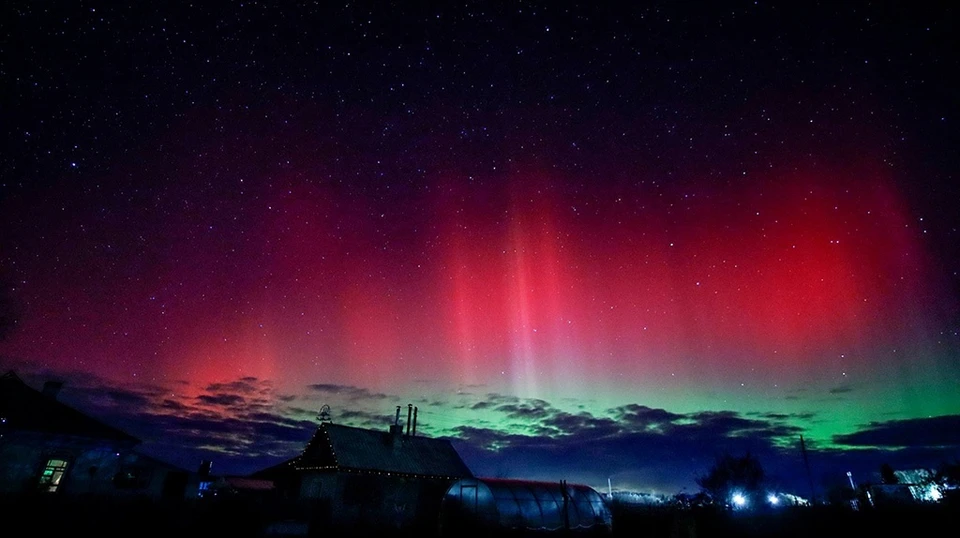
[{"xmin": 38, "ymin": 458, "xmax": 69, "ymax": 492}]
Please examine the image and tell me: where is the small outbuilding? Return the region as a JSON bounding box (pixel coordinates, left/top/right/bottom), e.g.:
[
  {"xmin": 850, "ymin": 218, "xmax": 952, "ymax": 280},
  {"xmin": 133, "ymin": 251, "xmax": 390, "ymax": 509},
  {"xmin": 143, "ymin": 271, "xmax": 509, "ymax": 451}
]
[{"xmin": 440, "ymin": 477, "xmax": 613, "ymax": 535}]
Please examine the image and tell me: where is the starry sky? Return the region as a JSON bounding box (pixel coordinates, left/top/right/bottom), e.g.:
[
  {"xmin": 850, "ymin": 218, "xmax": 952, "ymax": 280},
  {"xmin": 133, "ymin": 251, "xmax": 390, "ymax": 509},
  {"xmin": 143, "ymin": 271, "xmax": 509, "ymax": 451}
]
[{"xmin": 2, "ymin": 1, "xmax": 959, "ymax": 495}]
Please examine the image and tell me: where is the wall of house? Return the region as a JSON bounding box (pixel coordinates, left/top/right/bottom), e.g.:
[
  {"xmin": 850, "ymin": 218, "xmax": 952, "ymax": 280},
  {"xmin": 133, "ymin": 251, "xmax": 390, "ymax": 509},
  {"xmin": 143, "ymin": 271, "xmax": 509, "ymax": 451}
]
[
  {"xmin": 0, "ymin": 436, "xmax": 49, "ymax": 493},
  {"xmin": 300, "ymin": 471, "xmax": 452, "ymax": 532},
  {"xmin": 0, "ymin": 431, "xmax": 184, "ymax": 499},
  {"xmin": 0, "ymin": 432, "xmax": 119, "ymax": 494}
]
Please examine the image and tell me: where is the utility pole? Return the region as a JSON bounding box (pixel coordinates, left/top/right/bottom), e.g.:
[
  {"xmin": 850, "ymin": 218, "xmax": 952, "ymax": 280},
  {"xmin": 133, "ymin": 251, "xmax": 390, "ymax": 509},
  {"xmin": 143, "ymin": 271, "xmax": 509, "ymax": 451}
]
[{"xmin": 800, "ymin": 435, "xmax": 816, "ymax": 504}]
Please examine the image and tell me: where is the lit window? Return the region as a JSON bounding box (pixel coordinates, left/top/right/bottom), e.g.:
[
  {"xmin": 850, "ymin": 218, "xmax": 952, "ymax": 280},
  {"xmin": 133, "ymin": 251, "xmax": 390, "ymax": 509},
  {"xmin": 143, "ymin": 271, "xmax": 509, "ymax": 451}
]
[{"xmin": 39, "ymin": 458, "xmax": 69, "ymax": 492}]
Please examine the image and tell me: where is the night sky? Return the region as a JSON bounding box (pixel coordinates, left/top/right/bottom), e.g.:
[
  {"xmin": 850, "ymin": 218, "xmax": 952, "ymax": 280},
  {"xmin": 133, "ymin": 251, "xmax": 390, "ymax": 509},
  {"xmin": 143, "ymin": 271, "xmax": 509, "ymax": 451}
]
[{"xmin": 2, "ymin": 1, "xmax": 959, "ymax": 495}]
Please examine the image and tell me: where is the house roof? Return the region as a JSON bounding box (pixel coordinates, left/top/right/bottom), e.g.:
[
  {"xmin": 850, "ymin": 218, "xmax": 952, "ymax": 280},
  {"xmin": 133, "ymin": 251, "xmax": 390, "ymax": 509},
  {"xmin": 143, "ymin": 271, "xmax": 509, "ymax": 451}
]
[
  {"xmin": 0, "ymin": 371, "xmax": 139, "ymax": 444},
  {"xmin": 294, "ymin": 422, "xmax": 473, "ymax": 479}
]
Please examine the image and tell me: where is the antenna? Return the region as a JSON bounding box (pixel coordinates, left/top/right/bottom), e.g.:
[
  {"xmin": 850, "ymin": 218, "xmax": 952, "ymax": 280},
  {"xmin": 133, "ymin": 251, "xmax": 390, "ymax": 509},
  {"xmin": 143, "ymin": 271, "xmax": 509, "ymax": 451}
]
[{"xmin": 317, "ymin": 404, "xmax": 332, "ymax": 423}]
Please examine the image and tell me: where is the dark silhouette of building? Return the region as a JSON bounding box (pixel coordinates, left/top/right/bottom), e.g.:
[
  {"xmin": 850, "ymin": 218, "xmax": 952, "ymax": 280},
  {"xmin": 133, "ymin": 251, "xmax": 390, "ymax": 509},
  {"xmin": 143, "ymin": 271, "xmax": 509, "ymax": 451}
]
[
  {"xmin": 256, "ymin": 420, "xmax": 473, "ymax": 532},
  {"xmin": 0, "ymin": 371, "xmax": 189, "ymax": 499}
]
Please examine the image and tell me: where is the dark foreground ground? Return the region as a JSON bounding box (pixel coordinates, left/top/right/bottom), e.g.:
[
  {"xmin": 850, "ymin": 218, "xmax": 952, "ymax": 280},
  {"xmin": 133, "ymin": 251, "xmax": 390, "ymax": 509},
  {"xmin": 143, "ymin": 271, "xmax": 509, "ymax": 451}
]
[
  {"xmin": 3, "ymin": 494, "xmax": 957, "ymax": 538},
  {"xmin": 610, "ymin": 501, "xmax": 958, "ymax": 538}
]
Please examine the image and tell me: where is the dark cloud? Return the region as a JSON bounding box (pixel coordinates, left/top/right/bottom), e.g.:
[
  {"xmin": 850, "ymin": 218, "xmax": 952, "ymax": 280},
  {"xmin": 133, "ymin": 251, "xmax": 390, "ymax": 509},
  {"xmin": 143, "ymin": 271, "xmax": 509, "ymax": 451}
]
[
  {"xmin": 542, "ymin": 411, "xmax": 621, "ymax": 439},
  {"xmin": 611, "ymin": 404, "xmax": 685, "ymax": 429},
  {"xmin": 496, "ymin": 399, "xmax": 553, "ymax": 420},
  {"xmin": 104, "ymin": 389, "xmax": 152, "ymax": 406},
  {"xmin": 240, "ymin": 411, "xmax": 317, "ymax": 429},
  {"xmin": 161, "ymin": 399, "xmax": 190, "ymax": 411},
  {"xmin": 449, "ymin": 425, "xmax": 546, "ymax": 451},
  {"xmin": 688, "ymin": 410, "xmax": 802, "ymax": 439},
  {"xmin": 306, "ymin": 383, "xmax": 390, "ymax": 401},
  {"xmin": 752, "ymin": 412, "xmax": 817, "ymax": 421},
  {"xmin": 197, "ymin": 393, "xmax": 246, "ymax": 407},
  {"xmin": 286, "ymin": 406, "xmax": 320, "ymax": 416},
  {"xmin": 829, "ymin": 384, "xmax": 854, "ymax": 394},
  {"xmin": 483, "ymin": 393, "xmax": 521, "ymax": 406},
  {"xmin": 833, "ymin": 415, "xmax": 960, "ymax": 448},
  {"xmin": 336, "ymin": 408, "xmax": 393, "ymax": 428},
  {"xmin": 206, "ymin": 378, "xmax": 263, "ymax": 395}
]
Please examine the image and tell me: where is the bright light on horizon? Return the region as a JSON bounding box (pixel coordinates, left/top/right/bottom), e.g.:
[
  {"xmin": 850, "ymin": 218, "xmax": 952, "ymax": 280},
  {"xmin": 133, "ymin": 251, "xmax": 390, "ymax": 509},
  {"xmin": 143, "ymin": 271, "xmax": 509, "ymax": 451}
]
[
  {"xmin": 768, "ymin": 494, "xmax": 779, "ymax": 505},
  {"xmin": 732, "ymin": 493, "xmax": 747, "ymax": 507}
]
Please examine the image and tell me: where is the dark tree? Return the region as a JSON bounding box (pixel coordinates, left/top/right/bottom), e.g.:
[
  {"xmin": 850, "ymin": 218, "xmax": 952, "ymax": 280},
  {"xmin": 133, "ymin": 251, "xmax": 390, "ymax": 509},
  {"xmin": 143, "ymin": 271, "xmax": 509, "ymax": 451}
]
[
  {"xmin": 936, "ymin": 460, "xmax": 960, "ymax": 487},
  {"xmin": 696, "ymin": 452, "xmax": 765, "ymax": 507},
  {"xmin": 880, "ymin": 463, "xmax": 899, "ymax": 485}
]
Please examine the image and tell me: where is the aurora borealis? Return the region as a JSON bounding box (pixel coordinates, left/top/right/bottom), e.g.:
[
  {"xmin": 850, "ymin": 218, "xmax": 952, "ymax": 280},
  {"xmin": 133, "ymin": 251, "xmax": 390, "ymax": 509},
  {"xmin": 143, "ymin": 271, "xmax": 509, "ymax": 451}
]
[{"xmin": 2, "ymin": 1, "xmax": 959, "ymax": 494}]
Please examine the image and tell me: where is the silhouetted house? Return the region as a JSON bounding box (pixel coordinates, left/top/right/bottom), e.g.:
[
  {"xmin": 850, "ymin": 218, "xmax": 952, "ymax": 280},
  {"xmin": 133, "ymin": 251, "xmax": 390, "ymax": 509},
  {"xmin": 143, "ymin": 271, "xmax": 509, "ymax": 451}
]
[
  {"xmin": 0, "ymin": 371, "xmax": 189, "ymax": 499},
  {"xmin": 260, "ymin": 421, "xmax": 473, "ymax": 532}
]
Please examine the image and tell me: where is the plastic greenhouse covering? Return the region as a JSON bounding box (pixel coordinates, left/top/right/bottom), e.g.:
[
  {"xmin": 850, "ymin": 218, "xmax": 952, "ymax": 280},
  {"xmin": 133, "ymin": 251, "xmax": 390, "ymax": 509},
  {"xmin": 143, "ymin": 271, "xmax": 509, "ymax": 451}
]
[{"xmin": 441, "ymin": 478, "xmax": 612, "ymax": 533}]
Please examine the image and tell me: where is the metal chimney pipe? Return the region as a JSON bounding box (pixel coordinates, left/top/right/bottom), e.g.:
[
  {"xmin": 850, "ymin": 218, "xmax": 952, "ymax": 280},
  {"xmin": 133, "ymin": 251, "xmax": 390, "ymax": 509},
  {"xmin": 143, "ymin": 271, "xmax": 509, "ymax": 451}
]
[
  {"xmin": 412, "ymin": 406, "xmax": 418, "ymax": 437},
  {"xmin": 395, "ymin": 406, "xmax": 401, "ymax": 425},
  {"xmin": 406, "ymin": 404, "xmax": 413, "ymax": 436}
]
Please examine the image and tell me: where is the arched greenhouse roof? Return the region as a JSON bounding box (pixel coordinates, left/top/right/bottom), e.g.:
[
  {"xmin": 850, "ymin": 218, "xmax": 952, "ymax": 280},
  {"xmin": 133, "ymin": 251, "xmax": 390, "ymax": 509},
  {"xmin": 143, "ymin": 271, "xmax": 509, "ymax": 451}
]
[{"xmin": 441, "ymin": 477, "xmax": 612, "ymax": 534}]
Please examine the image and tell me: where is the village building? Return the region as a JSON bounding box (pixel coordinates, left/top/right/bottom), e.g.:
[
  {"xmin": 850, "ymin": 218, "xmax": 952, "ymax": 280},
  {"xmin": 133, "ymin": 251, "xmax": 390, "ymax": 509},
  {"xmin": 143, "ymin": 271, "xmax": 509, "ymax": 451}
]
[
  {"xmin": 254, "ymin": 413, "xmax": 473, "ymax": 532},
  {"xmin": 0, "ymin": 371, "xmax": 190, "ymax": 500}
]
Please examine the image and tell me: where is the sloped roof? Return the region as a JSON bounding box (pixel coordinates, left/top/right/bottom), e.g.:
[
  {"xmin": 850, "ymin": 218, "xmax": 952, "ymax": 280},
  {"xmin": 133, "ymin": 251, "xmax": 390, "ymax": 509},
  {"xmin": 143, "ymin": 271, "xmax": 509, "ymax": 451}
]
[
  {"xmin": 295, "ymin": 422, "xmax": 473, "ymax": 479},
  {"xmin": 0, "ymin": 371, "xmax": 139, "ymax": 444}
]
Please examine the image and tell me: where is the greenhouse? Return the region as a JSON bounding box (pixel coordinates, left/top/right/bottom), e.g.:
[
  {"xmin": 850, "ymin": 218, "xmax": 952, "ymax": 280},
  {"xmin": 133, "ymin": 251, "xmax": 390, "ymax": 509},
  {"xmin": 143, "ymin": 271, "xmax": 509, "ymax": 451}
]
[{"xmin": 440, "ymin": 477, "xmax": 612, "ymax": 535}]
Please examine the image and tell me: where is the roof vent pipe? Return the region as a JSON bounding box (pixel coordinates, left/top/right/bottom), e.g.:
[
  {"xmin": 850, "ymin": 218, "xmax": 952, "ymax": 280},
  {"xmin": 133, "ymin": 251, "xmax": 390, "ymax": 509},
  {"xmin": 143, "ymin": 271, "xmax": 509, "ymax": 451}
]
[
  {"xmin": 389, "ymin": 405, "xmax": 404, "ymax": 435},
  {"xmin": 412, "ymin": 406, "xmax": 418, "ymax": 437},
  {"xmin": 406, "ymin": 404, "xmax": 413, "ymax": 436}
]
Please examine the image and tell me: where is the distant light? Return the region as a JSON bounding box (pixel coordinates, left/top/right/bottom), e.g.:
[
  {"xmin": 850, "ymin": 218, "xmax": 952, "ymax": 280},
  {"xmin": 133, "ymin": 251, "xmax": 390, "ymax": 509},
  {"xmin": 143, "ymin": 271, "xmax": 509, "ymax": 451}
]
[
  {"xmin": 767, "ymin": 494, "xmax": 779, "ymax": 505},
  {"xmin": 732, "ymin": 493, "xmax": 747, "ymax": 507}
]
